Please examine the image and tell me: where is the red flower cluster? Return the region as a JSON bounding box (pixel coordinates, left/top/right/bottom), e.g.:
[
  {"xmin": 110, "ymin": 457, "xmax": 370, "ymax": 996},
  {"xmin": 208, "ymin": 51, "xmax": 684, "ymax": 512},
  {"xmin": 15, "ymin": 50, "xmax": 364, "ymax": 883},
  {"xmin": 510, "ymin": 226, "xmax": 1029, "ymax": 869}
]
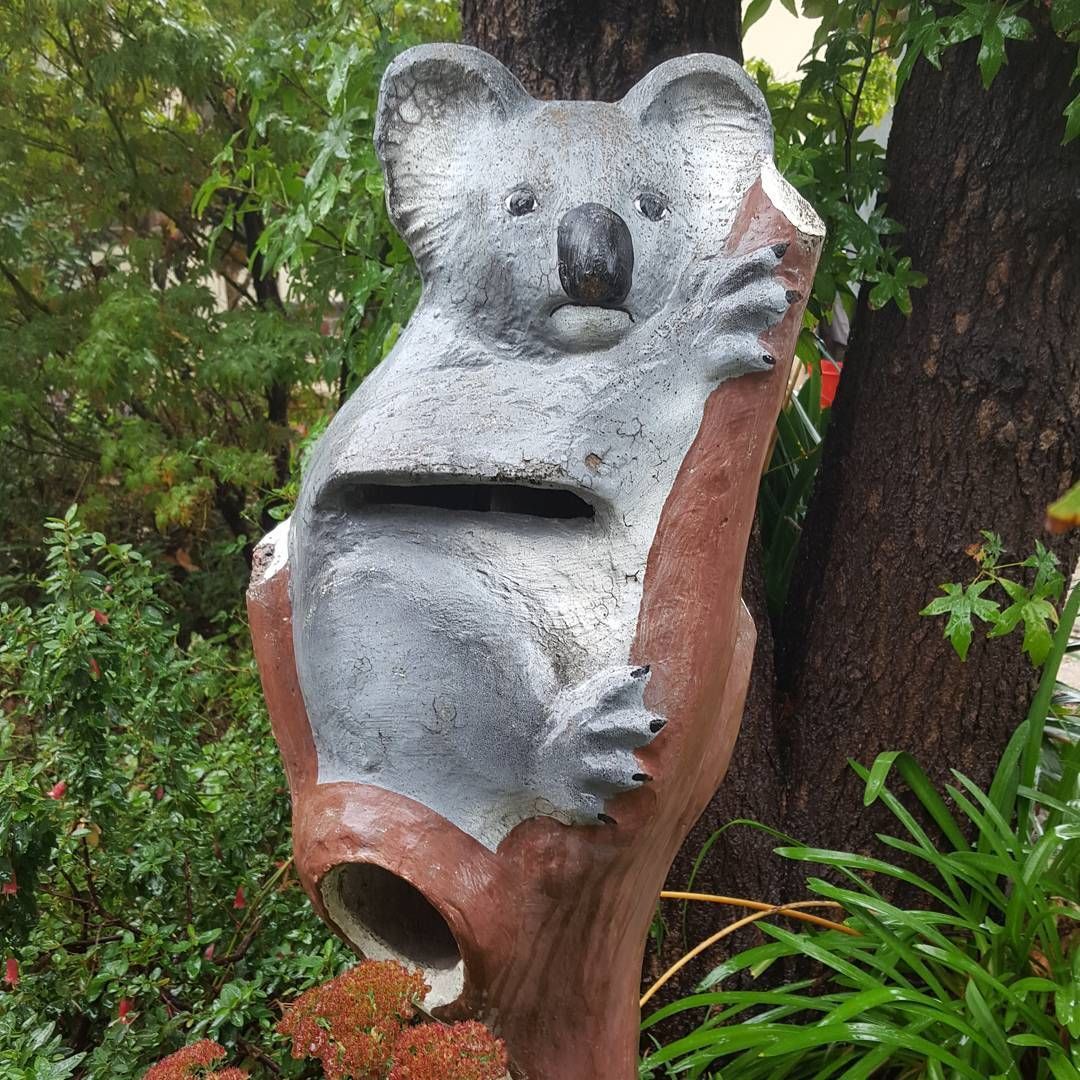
[
  {"xmin": 389, "ymin": 1021, "xmax": 508, "ymax": 1080},
  {"xmin": 276, "ymin": 960, "xmax": 429, "ymax": 1080},
  {"xmin": 142, "ymin": 1040, "xmax": 247, "ymax": 1080}
]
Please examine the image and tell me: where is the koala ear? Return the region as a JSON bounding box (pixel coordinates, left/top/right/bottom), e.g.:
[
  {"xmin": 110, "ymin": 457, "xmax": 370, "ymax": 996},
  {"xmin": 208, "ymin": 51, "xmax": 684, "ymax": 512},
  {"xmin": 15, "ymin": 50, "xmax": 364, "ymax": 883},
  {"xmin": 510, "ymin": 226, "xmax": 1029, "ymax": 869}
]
[
  {"xmin": 375, "ymin": 44, "xmax": 531, "ymax": 271},
  {"xmin": 619, "ymin": 53, "xmax": 773, "ymax": 174}
]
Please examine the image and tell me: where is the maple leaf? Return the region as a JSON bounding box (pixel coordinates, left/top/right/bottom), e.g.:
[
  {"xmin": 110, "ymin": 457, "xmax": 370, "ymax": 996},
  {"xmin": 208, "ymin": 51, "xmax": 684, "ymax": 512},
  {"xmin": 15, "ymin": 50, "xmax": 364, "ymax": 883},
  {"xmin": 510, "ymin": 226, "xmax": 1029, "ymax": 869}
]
[{"xmin": 920, "ymin": 580, "xmax": 1000, "ymax": 660}]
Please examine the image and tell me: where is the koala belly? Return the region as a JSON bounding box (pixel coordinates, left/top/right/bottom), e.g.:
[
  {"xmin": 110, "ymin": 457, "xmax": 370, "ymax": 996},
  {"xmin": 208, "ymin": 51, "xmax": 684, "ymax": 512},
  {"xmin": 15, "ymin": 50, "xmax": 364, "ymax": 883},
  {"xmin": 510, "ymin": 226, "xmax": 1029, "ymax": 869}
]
[{"xmin": 292, "ymin": 506, "xmax": 628, "ymax": 847}]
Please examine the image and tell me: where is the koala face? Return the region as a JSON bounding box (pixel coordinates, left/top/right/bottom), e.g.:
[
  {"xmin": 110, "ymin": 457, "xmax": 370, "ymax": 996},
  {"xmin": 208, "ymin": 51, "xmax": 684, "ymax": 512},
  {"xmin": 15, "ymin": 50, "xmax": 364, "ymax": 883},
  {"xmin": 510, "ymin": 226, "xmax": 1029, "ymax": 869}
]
[
  {"xmin": 375, "ymin": 45, "xmax": 776, "ymax": 359},
  {"xmin": 428, "ymin": 105, "xmax": 679, "ymax": 354}
]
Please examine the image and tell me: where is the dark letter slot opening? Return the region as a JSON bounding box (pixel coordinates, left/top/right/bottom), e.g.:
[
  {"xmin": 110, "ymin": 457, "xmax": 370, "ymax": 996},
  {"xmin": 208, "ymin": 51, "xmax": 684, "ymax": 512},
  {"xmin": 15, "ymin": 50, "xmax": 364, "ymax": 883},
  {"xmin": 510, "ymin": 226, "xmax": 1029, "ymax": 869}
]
[{"xmin": 349, "ymin": 482, "xmax": 595, "ymax": 520}]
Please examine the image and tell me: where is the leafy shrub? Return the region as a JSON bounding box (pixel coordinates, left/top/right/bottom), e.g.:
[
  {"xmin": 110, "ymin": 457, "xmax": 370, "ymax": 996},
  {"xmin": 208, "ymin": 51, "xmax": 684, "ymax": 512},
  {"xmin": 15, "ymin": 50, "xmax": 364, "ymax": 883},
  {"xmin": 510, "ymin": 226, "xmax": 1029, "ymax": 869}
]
[
  {"xmin": 0, "ymin": 1, "xmax": 456, "ymax": 629},
  {"xmin": 921, "ymin": 533, "xmax": 1067, "ymax": 665},
  {"xmin": 0, "ymin": 1014, "xmax": 87, "ymax": 1079},
  {"xmin": 0, "ymin": 509, "xmax": 350, "ymax": 1077},
  {"xmin": 642, "ymin": 747, "xmax": 1080, "ymax": 1077}
]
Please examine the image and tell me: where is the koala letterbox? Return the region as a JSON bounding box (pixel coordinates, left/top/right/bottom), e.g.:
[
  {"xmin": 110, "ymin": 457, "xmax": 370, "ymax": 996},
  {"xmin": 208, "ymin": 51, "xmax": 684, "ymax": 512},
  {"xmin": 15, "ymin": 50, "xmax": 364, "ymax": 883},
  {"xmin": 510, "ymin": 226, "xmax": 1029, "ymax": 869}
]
[{"xmin": 248, "ymin": 43, "xmax": 823, "ymax": 1079}]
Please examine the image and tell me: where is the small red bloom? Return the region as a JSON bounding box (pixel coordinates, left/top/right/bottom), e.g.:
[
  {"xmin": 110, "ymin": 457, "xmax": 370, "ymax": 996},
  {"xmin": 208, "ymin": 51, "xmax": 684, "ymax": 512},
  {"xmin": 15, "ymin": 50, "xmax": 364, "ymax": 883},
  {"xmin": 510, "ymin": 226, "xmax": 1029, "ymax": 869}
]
[
  {"xmin": 389, "ymin": 1021, "xmax": 508, "ymax": 1080},
  {"xmin": 118, "ymin": 997, "xmax": 133, "ymax": 1024},
  {"xmin": 819, "ymin": 357, "xmax": 842, "ymax": 408},
  {"xmin": 49, "ymin": 781, "xmax": 67, "ymax": 799},
  {"xmin": 203, "ymin": 943, "xmax": 215, "ymax": 962},
  {"xmin": 4, "ymin": 957, "xmax": 18, "ymax": 987},
  {"xmin": 277, "ymin": 960, "xmax": 429, "ymax": 1080},
  {"xmin": 232, "ymin": 886, "xmax": 246, "ymax": 910},
  {"xmin": 91, "ymin": 608, "xmax": 109, "ymax": 626},
  {"xmin": 88, "ymin": 657, "xmax": 101, "ymax": 679},
  {"xmin": 155, "ymin": 785, "xmax": 165, "ymax": 800},
  {"xmin": 142, "ymin": 1039, "xmax": 248, "ymax": 1079},
  {"xmin": 2, "ymin": 870, "xmax": 17, "ymax": 896}
]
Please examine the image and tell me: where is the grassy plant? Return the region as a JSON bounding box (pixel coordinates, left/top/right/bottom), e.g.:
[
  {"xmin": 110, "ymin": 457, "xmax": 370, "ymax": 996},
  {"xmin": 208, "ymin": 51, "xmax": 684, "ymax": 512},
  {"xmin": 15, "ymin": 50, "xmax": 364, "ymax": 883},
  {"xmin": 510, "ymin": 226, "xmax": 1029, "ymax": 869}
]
[
  {"xmin": 641, "ymin": 581, "xmax": 1080, "ymax": 1079},
  {"xmin": 757, "ymin": 342, "xmax": 831, "ymax": 617}
]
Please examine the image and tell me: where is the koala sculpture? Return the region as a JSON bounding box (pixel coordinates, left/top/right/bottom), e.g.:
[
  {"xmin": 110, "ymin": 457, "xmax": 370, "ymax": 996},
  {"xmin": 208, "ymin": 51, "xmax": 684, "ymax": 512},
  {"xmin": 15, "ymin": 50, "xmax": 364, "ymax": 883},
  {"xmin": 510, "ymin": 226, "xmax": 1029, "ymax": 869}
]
[{"xmin": 250, "ymin": 42, "xmax": 822, "ymax": 1080}]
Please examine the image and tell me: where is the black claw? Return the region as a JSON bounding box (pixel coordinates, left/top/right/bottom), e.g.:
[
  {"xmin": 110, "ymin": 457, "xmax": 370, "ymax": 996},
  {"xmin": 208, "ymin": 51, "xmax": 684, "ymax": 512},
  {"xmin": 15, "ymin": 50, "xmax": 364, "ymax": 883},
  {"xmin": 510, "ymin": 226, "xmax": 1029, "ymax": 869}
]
[
  {"xmin": 649, "ymin": 717, "xmax": 667, "ymax": 734},
  {"xmin": 631, "ymin": 664, "xmax": 650, "ymax": 679},
  {"xmin": 597, "ymin": 813, "xmax": 618, "ymax": 826},
  {"xmin": 762, "ymin": 354, "xmax": 777, "ymax": 367},
  {"xmin": 772, "ymin": 241, "xmax": 789, "ymax": 258},
  {"xmin": 785, "ymin": 289, "xmax": 801, "ymax": 303},
  {"xmin": 632, "ymin": 772, "xmax": 652, "ymax": 783}
]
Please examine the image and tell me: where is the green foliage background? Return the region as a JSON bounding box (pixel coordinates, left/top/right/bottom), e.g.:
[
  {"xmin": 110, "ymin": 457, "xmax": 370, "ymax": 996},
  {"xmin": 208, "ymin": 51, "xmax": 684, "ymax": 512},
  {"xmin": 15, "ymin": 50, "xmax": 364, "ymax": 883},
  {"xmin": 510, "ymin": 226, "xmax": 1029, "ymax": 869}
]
[
  {"xmin": 1, "ymin": 510, "xmax": 350, "ymax": 1076},
  {"xmin": 0, "ymin": 0, "xmax": 456, "ymax": 626}
]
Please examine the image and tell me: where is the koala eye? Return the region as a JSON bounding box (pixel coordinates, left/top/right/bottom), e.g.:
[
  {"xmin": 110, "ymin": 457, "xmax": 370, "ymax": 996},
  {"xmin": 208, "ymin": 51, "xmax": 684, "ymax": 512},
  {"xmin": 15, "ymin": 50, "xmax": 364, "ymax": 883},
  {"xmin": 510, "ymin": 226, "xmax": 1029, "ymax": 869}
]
[
  {"xmin": 634, "ymin": 192, "xmax": 670, "ymax": 222},
  {"xmin": 505, "ymin": 188, "xmax": 539, "ymax": 217}
]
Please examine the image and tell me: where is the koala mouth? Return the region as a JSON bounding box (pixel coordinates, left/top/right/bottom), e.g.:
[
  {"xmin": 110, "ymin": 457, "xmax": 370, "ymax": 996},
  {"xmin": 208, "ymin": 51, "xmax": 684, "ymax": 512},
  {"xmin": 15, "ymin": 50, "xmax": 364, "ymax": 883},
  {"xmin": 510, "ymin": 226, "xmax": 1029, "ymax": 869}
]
[
  {"xmin": 550, "ymin": 301, "xmax": 634, "ymax": 322},
  {"xmin": 548, "ymin": 303, "xmax": 634, "ymax": 352},
  {"xmin": 320, "ymin": 474, "xmax": 598, "ymax": 522}
]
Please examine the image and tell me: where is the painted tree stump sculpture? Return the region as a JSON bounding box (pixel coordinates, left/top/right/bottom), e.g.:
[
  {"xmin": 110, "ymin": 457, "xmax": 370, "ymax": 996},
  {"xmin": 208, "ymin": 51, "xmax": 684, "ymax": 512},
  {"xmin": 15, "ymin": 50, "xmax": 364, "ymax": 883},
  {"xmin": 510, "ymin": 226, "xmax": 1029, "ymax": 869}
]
[{"xmin": 248, "ymin": 44, "xmax": 823, "ymax": 1079}]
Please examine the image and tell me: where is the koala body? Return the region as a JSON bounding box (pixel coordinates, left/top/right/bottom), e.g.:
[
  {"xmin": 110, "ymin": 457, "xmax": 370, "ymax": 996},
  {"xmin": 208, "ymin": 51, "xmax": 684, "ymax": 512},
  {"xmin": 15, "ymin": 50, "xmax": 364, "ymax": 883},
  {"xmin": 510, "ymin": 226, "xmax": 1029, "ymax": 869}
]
[{"xmin": 288, "ymin": 45, "xmax": 821, "ymax": 849}]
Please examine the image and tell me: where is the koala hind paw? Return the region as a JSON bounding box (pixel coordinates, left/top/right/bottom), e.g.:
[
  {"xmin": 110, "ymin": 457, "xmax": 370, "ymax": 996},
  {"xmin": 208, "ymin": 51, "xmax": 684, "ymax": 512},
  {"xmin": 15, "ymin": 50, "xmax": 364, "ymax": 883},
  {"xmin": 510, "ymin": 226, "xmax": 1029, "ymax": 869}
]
[{"xmin": 538, "ymin": 664, "xmax": 663, "ymax": 826}]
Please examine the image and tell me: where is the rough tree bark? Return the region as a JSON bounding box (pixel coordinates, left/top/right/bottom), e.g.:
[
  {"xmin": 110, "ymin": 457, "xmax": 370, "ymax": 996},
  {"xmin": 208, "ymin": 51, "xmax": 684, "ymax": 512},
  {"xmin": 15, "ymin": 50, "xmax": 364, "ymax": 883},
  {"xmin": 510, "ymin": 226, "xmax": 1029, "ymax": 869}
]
[
  {"xmin": 461, "ymin": 0, "xmax": 742, "ymax": 100},
  {"xmin": 776, "ymin": 21, "xmax": 1080, "ymax": 864},
  {"xmin": 458, "ymin": 0, "xmax": 1080, "ymax": 1017}
]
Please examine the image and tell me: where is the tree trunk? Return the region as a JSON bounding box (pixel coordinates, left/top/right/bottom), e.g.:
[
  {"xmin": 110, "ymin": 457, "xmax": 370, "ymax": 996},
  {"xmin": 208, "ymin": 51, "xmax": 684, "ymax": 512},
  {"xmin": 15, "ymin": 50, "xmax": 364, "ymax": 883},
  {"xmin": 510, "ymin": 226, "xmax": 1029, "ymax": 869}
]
[
  {"xmin": 461, "ymin": 0, "xmax": 741, "ymax": 100},
  {"xmin": 775, "ymin": 23, "xmax": 1080, "ymax": 872}
]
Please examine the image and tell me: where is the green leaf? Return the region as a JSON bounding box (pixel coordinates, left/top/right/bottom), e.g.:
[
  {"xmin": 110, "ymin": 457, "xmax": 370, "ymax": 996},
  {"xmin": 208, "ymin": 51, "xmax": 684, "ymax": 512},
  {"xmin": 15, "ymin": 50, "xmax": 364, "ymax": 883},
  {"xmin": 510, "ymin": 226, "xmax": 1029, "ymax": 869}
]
[
  {"xmin": 920, "ymin": 579, "xmax": 1000, "ymax": 660},
  {"xmin": 857, "ymin": 752, "xmax": 968, "ymax": 851},
  {"xmin": 1024, "ymin": 540, "xmax": 1064, "ymax": 599},
  {"xmin": 896, "ymin": 6, "xmax": 946, "ymax": 93},
  {"xmin": 977, "ymin": 23, "xmax": 1006, "ymax": 87},
  {"xmin": 743, "ymin": 0, "xmax": 773, "ymax": 35},
  {"xmin": 1047, "ymin": 479, "xmax": 1080, "ymax": 532},
  {"xmin": 1055, "ymin": 953, "xmax": 1080, "ymax": 1038},
  {"xmin": 867, "ymin": 257, "xmax": 928, "ymax": 316},
  {"xmin": 1020, "ymin": 598, "xmax": 1058, "ymax": 665},
  {"xmin": 976, "ymin": 530, "xmax": 1004, "ymax": 568},
  {"xmin": 988, "ymin": 600, "xmax": 1025, "ymax": 637},
  {"xmin": 1050, "ymin": 0, "xmax": 1080, "ymax": 36},
  {"xmin": 1065, "ymin": 92, "xmax": 1080, "ymax": 144}
]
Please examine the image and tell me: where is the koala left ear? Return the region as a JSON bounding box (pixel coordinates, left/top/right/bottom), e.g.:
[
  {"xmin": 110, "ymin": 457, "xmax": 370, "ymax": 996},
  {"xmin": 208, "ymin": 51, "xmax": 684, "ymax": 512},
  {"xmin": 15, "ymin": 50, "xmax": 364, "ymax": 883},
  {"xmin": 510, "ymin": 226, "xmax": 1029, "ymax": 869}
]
[
  {"xmin": 375, "ymin": 44, "xmax": 532, "ymax": 274},
  {"xmin": 619, "ymin": 54, "xmax": 773, "ymax": 169}
]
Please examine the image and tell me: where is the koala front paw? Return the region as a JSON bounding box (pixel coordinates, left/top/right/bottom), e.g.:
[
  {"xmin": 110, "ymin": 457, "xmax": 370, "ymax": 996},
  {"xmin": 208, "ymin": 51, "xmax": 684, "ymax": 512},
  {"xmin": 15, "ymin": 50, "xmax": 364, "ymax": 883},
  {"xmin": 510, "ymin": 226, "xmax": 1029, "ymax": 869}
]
[
  {"xmin": 692, "ymin": 240, "xmax": 798, "ymax": 381},
  {"xmin": 537, "ymin": 664, "xmax": 664, "ymax": 826}
]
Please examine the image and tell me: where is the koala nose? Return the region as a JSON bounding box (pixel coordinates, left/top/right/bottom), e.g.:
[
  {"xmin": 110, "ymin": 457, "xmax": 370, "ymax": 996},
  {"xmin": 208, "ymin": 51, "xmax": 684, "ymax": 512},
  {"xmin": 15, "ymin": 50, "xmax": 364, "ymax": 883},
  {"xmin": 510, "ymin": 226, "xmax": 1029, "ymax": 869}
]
[{"xmin": 557, "ymin": 202, "xmax": 634, "ymax": 307}]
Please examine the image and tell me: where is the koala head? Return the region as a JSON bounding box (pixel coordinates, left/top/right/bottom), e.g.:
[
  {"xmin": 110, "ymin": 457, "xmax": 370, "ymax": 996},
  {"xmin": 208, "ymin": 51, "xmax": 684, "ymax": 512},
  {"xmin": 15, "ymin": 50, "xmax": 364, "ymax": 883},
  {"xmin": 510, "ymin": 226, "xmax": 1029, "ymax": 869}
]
[{"xmin": 375, "ymin": 45, "xmax": 774, "ymax": 357}]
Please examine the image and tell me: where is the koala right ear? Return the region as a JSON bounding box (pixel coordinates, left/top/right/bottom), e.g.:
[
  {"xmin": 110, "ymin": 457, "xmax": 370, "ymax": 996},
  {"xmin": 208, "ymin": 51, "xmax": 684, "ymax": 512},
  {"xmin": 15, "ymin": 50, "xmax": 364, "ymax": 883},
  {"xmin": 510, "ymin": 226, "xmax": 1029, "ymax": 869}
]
[
  {"xmin": 619, "ymin": 55, "xmax": 774, "ymax": 222},
  {"xmin": 375, "ymin": 44, "xmax": 532, "ymax": 272}
]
